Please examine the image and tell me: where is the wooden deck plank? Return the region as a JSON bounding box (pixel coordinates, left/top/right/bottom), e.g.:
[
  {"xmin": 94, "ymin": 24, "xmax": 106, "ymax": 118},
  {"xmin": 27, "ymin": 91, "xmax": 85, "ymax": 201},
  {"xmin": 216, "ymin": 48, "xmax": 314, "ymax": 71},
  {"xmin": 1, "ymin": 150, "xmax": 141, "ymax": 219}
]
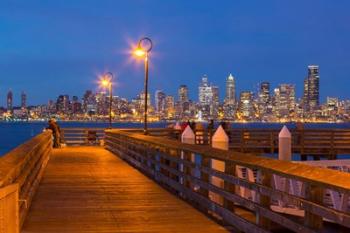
[{"xmin": 21, "ymin": 147, "xmax": 228, "ymax": 233}]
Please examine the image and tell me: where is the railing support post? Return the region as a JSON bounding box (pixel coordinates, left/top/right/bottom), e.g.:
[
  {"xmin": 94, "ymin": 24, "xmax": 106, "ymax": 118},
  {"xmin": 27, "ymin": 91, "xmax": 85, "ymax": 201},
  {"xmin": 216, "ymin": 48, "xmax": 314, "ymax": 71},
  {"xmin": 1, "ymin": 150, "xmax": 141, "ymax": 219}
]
[
  {"xmin": 257, "ymin": 170, "xmax": 271, "ymax": 230},
  {"xmin": 211, "ymin": 125, "xmax": 229, "ymax": 206},
  {"xmin": 304, "ymin": 184, "xmax": 324, "ymax": 229},
  {"xmin": 279, "ymin": 126, "xmax": 292, "ymax": 161},
  {"xmin": 181, "ymin": 126, "xmax": 195, "ymax": 190}
]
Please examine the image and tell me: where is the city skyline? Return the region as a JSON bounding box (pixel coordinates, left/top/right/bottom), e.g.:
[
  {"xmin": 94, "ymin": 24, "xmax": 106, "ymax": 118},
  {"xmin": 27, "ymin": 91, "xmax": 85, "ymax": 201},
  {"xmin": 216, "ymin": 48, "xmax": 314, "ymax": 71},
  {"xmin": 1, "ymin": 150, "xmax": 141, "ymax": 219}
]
[
  {"xmin": 0, "ymin": 65, "xmax": 338, "ymax": 108},
  {"xmin": 1, "ymin": 1, "xmax": 350, "ymax": 106}
]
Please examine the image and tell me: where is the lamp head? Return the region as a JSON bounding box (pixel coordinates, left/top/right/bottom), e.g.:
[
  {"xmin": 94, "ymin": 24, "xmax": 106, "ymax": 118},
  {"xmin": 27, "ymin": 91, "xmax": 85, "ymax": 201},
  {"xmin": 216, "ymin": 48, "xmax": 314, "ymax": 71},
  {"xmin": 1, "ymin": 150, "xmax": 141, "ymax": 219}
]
[{"xmin": 134, "ymin": 44, "xmax": 146, "ymax": 57}]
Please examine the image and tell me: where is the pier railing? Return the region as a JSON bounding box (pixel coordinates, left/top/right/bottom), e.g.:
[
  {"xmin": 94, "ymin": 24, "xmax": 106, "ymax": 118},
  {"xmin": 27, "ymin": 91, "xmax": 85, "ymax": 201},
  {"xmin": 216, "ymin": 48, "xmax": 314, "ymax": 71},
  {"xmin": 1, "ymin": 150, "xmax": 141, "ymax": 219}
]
[
  {"xmin": 227, "ymin": 128, "xmax": 350, "ymax": 159},
  {"xmin": 60, "ymin": 127, "xmax": 181, "ymax": 146},
  {"xmin": 105, "ymin": 129, "xmax": 350, "ymax": 232},
  {"xmin": 0, "ymin": 131, "xmax": 52, "ymax": 231},
  {"xmin": 149, "ymin": 127, "xmax": 350, "ymax": 159},
  {"xmin": 61, "ymin": 128, "xmax": 105, "ymax": 145}
]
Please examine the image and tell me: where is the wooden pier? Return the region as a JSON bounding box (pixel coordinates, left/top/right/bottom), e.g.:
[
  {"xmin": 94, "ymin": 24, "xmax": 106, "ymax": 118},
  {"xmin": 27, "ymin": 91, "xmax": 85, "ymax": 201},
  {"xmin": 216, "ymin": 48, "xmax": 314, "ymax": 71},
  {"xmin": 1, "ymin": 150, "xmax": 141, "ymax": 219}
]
[
  {"xmin": 1, "ymin": 127, "xmax": 350, "ymax": 233},
  {"xmin": 21, "ymin": 147, "xmax": 227, "ymax": 233}
]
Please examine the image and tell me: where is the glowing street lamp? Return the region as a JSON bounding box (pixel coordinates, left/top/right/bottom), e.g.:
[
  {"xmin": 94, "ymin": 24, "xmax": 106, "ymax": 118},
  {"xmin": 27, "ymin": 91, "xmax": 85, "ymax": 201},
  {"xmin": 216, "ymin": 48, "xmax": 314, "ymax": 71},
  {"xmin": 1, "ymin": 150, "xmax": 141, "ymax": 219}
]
[
  {"xmin": 100, "ymin": 72, "xmax": 113, "ymax": 128},
  {"xmin": 133, "ymin": 37, "xmax": 153, "ymax": 135}
]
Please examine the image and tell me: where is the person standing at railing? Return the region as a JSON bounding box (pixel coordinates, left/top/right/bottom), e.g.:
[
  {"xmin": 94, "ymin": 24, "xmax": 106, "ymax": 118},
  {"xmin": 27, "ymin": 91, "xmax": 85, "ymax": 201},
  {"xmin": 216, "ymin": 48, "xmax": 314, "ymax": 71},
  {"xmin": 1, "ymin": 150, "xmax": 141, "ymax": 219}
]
[{"xmin": 46, "ymin": 118, "xmax": 61, "ymax": 148}]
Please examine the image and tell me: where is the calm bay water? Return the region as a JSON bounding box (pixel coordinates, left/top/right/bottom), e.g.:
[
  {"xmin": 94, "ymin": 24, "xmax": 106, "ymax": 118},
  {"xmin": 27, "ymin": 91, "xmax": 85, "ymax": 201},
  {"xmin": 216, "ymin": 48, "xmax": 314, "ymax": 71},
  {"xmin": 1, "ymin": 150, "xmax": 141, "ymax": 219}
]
[
  {"xmin": 0, "ymin": 121, "xmax": 349, "ymax": 157},
  {"xmin": 0, "ymin": 121, "xmax": 166, "ymax": 156}
]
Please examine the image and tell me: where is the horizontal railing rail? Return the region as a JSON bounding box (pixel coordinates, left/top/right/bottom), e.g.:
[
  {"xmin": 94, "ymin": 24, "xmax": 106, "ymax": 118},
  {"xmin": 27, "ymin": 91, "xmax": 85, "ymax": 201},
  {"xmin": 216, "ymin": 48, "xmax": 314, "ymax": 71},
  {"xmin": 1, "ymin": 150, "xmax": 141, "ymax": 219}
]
[
  {"xmin": 61, "ymin": 128, "xmax": 105, "ymax": 146},
  {"xmin": 0, "ymin": 131, "xmax": 52, "ymax": 230},
  {"xmin": 146, "ymin": 127, "xmax": 350, "ymax": 159},
  {"xmin": 105, "ymin": 129, "xmax": 350, "ymax": 232}
]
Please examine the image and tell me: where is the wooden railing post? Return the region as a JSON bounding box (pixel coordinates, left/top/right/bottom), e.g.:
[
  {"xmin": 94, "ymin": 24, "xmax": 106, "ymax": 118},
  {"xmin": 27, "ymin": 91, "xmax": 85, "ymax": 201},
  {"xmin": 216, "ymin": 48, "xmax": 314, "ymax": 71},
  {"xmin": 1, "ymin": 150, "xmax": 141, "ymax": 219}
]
[
  {"xmin": 211, "ymin": 125, "xmax": 229, "ymax": 206},
  {"xmin": 304, "ymin": 184, "xmax": 324, "ymax": 229},
  {"xmin": 224, "ymin": 161, "xmax": 235, "ymax": 212},
  {"xmin": 199, "ymin": 156, "xmax": 210, "ymax": 198},
  {"xmin": 257, "ymin": 170, "xmax": 271, "ymax": 230},
  {"xmin": 0, "ymin": 184, "xmax": 19, "ymax": 233}
]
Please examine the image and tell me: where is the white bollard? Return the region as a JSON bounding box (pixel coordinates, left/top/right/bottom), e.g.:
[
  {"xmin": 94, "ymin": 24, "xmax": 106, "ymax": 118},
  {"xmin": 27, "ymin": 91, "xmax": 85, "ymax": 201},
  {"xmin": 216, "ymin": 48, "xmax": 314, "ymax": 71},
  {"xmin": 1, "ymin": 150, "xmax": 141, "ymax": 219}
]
[
  {"xmin": 181, "ymin": 125, "xmax": 195, "ymax": 144},
  {"xmin": 174, "ymin": 121, "xmax": 182, "ymax": 130},
  {"xmin": 279, "ymin": 125, "xmax": 292, "ymax": 161},
  {"xmin": 212, "ymin": 125, "xmax": 229, "ymax": 150},
  {"xmin": 180, "ymin": 125, "xmax": 196, "ymax": 190},
  {"xmin": 210, "ymin": 125, "xmax": 229, "ymax": 205}
]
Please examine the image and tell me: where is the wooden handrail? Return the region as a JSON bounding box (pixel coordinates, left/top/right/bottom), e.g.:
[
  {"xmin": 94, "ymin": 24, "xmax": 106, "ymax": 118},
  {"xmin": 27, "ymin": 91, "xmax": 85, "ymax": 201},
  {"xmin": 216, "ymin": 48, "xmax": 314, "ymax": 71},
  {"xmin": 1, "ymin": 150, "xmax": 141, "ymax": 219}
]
[
  {"xmin": 0, "ymin": 131, "xmax": 52, "ymax": 228},
  {"xmin": 105, "ymin": 129, "xmax": 350, "ymax": 232}
]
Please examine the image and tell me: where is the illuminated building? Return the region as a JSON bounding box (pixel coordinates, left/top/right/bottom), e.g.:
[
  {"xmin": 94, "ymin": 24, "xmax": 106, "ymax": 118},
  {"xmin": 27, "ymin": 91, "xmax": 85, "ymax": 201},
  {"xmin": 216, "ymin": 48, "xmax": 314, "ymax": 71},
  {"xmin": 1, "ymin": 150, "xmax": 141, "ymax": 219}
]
[
  {"xmin": 303, "ymin": 65, "xmax": 320, "ymax": 114},
  {"xmin": 273, "ymin": 84, "xmax": 295, "ymax": 119},
  {"xmin": 165, "ymin": 95, "xmax": 175, "ymax": 119},
  {"xmin": 7, "ymin": 90, "xmax": 13, "ymax": 113},
  {"xmin": 155, "ymin": 90, "xmax": 166, "ymax": 116},
  {"xmin": 198, "ymin": 75, "xmax": 219, "ymax": 119},
  {"xmin": 21, "ymin": 91, "xmax": 27, "ymax": 109},
  {"xmin": 83, "ymin": 90, "xmax": 96, "ymax": 115},
  {"xmin": 223, "ymin": 74, "xmax": 236, "ymax": 119},
  {"xmin": 178, "ymin": 85, "xmax": 189, "ymax": 117},
  {"xmin": 224, "ymin": 74, "xmax": 235, "ymax": 104},
  {"xmin": 238, "ymin": 91, "xmax": 254, "ymax": 119}
]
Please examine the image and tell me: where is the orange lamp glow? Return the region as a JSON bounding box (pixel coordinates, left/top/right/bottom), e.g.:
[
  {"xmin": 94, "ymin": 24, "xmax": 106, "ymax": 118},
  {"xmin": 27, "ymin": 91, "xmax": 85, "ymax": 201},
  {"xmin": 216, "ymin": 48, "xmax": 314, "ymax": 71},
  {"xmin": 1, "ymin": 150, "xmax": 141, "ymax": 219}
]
[
  {"xmin": 134, "ymin": 47, "xmax": 146, "ymax": 57},
  {"xmin": 101, "ymin": 79, "xmax": 110, "ymax": 87}
]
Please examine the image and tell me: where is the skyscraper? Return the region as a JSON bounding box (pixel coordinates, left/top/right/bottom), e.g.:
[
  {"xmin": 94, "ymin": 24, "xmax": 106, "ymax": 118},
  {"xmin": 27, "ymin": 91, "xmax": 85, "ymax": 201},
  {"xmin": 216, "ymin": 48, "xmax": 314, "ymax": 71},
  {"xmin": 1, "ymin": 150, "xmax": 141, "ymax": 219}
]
[
  {"xmin": 273, "ymin": 84, "xmax": 295, "ymax": 118},
  {"xmin": 165, "ymin": 95, "xmax": 175, "ymax": 118},
  {"xmin": 257, "ymin": 82, "xmax": 271, "ymax": 117},
  {"xmin": 303, "ymin": 65, "xmax": 320, "ymax": 113},
  {"xmin": 83, "ymin": 90, "xmax": 96, "ymax": 114},
  {"xmin": 198, "ymin": 75, "xmax": 219, "ymax": 118},
  {"xmin": 21, "ymin": 91, "xmax": 27, "ymax": 109},
  {"xmin": 238, "ymin": 91, "xmax": 254, "ymax": 119},
  {"xmin": 178, "ymin": 85, "xmax": 189, "ymax": 117},
  {"xmin": 155, "ymin": 90, "xmax": 166, "ymax": 115},
  {"xmin": 224, "ymin": 74, "xmax": 235, "ymax": 105},
  {"xmin": 178, "ymin": 85, "xmax": 189, "ymax": 103},
  {"xmin": 223, "ymin": 74, "xmax": 236, "ymax": 119},
  {"xmin": 7, "ymin": 90, "xmax": 13, "ymax": 113}
]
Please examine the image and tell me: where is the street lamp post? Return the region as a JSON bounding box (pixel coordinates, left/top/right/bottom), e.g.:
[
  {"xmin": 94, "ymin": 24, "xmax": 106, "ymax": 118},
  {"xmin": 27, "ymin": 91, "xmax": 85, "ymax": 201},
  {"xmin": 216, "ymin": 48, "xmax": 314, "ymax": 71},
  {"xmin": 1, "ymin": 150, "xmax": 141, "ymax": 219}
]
[
  {"xmin": 134, "ymin": 37, "xmax": 153, "ymax": 135},
  {"xmin": 101, "ymin": 72, "xmax": 113, "ymax": 128}
]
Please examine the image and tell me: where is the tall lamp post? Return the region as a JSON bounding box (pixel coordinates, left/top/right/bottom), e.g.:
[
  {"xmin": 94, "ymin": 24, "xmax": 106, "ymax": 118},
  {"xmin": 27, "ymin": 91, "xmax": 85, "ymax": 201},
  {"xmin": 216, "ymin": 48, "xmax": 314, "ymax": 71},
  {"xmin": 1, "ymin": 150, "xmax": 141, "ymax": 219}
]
[
  {"xmin": 101, "ymin": 72, "xmax": 113, "ymax": 128},
  {"xmin": 134, "ymin": 37, "xmax": 153, "ymax": 135}
]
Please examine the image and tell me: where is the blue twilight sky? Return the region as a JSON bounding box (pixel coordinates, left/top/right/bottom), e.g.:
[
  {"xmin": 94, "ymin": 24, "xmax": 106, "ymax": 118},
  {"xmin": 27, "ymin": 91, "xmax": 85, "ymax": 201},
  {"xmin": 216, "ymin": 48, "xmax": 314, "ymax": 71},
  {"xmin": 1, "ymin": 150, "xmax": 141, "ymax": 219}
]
[{"xmin": 0, "ymin": 0, "xmax": 350, "ymax": 106}]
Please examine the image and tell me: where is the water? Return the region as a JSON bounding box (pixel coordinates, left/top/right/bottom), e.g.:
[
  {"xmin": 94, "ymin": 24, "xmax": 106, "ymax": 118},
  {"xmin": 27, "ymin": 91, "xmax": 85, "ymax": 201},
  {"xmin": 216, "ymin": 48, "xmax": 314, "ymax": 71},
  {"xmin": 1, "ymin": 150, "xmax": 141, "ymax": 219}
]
[
  {"xmin": 0, "ymin": 121, "xmax": 167, "ymax": 156},
  {"xmin": 0, "ymin": 121, "xmax": 349, "ymax": 157}
]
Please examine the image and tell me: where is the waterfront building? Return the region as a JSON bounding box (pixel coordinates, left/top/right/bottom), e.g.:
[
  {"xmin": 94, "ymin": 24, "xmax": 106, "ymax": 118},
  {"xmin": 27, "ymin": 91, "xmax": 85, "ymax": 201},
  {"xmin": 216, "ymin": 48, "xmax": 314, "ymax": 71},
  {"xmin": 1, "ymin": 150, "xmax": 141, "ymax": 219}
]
[
  {"xmin": 7, "ymin": 90, "xmax": 13, "ymax": 113},
  {"xmin": 325, "ymin": 97, "xmax": 339, "ymax": 119},
  {"xmin": 83, "ymin": 90, "xmax": 96, "ymax": 115},
  {"xmin": 71, "ymin": 96, "xmax": 82, "ymax": 114},
  {"xmin": 178, "ymin": 85, "xmax": 189, "ymax": 117},
  {"xmin": 21, "ymin": 91, "xmax": 27, "ymax": 109},
  {"xmin": 56, "ymin": 95, "xmax": 70, "ymax": 114},
  {"xmin": 223, "ymin": 74, "xmax": 236, "ymax": 120},
  {"xmin": 303, "ymin": 65, "xmax": 320, "ymax": 114},
  {"xmin": 47, "ymin": 100, "xmax": 56, "ymax": 115},
  {"xmin": 224, "ymin": 74, "xmax": 236, "ymax": 105},
  {"xmin": 238, "ymin": 91, "xmax": 254, "ymax": 120},
  {"xmin": 178, "ymin": 85, "xmax": 189, "ymax": 103},
  {"xmin": 155, "ymin": 90, "xmax": 166, "ymax": 117},
  {"xmin": 257, "ymin": 82, "xmax": 271, "ymax": 118},
  {"xmin": 165, "ymin": 95, "xmax": 175, "ymax": 119},
  {"xmin": 273, "ymin": 84, "xmax": 296, "ymax": 119},
  {"xmin": 198, "ymin": 75, "xmax": 219, "ymax": 119},
  {"xmin": 96, "ymin": 92, "xmax": 107, "ymax": 115}
]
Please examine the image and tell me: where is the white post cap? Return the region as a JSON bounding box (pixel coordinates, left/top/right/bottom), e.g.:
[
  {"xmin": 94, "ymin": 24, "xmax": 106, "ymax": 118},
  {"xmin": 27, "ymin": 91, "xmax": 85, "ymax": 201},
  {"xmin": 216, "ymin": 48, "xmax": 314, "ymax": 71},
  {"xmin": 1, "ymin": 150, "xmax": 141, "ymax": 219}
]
[
  {"xmin": 279, "ymin": 125, "xmax": 291, "ymax": 138},
  {"xmin": 174, "ymin": 121, "xmax": 181, "ymax": 130},
  {"xmin": 181, "ymin": 125, "xmax": 195, "ymax": 141},
  {"xmin": 212, "ymin": 125, "xmax": 229, "ymax": 143}
]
